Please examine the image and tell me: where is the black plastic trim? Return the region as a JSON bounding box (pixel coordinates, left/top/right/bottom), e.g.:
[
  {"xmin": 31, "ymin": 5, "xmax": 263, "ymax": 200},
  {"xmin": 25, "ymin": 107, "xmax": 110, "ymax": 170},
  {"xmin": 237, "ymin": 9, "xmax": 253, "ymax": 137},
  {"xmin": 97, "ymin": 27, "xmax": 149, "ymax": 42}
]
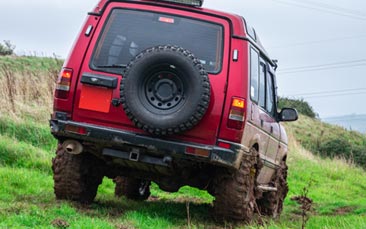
[
  {"xmin": 232, "ymin": 35, "xmax": 275, "ymax": 66},
  {"xmin": 81, "ymin": 73, "xmax": 118, "ymax": 88}
]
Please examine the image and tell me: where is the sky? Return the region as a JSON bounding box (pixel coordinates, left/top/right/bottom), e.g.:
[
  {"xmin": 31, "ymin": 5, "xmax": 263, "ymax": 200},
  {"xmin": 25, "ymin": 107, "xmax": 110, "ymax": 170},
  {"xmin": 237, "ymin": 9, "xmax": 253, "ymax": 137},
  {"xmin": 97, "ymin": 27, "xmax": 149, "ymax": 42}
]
[{"xmin": 1, "ymin": 0, "xmax": 366, "ymax": 119}]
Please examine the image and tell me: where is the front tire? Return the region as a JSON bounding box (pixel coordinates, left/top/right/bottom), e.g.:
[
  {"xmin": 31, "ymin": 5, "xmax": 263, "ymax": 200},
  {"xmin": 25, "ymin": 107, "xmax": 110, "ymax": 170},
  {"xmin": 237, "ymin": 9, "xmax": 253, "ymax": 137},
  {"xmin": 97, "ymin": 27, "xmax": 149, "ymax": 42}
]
[
  {"xmin": 256, "ymin": 160, "xmax": 289, "ymax": 218},
  {"xmin": 52, "ymin": 144, "xmax": 104, "ymax": 203}
]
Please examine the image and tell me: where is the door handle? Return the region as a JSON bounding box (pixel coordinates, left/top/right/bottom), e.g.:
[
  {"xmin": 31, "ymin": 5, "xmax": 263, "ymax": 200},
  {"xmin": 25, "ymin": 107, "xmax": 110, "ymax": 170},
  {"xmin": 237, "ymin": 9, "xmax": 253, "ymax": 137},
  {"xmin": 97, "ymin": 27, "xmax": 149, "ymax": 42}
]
[
  {"xmin": 270, "ymin": 126, "xmax": 273, "ymax": 133},
  {"xmin": 260, "ymin": 119, "xmax": 264, "ymax": 127}
]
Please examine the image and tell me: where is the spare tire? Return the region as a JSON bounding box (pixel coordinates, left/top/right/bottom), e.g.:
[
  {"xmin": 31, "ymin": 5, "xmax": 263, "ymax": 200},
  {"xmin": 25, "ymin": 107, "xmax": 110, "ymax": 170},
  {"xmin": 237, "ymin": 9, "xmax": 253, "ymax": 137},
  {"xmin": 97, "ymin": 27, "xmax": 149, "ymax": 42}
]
[{"xmin": 120, "ymin": 45, "xmax": 211, "ymax": 135}]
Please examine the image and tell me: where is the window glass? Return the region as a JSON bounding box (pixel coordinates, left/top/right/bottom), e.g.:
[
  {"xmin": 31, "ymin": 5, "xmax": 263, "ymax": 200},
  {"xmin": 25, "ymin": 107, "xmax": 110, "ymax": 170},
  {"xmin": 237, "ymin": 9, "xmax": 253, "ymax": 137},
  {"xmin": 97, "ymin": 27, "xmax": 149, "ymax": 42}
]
[
  {"xmin": 91, "ymin": 9, "xmax": 223, "ymax": 74},
  {"xmin": 259, "ymin": 63, "xmax": 266, "ymax": 108},
  {"xmin": 266, "ymin": 72, "xmax": 275, "ymax": 115},
  {"xmin": 250, "ymin": 49, "xmax": 259, "ymax": 102}
]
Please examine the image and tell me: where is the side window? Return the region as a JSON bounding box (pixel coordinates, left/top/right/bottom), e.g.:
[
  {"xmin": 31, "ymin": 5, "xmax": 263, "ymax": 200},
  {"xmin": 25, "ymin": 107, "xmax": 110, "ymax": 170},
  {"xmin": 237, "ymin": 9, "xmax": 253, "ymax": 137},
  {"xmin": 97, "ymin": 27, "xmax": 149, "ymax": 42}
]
[
  {"xmin": 259, "ymin": 63, "xmax": 266, "ymax": 109},
  {"xmin": 266, "ymin": 72, "xmax": 275, "ymax": 115},
  {"xmin": 250, "ymin": 48, "xmax": 259, "ymax": 102}
]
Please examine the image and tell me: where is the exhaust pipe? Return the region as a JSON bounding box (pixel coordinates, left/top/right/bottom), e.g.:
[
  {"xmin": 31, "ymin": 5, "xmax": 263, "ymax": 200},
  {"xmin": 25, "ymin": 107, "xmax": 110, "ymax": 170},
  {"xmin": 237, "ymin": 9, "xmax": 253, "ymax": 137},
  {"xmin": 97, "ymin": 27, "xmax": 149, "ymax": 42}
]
[{"xmin": 62, "ymin": 140, "xmax": 83, "ymax": 155}]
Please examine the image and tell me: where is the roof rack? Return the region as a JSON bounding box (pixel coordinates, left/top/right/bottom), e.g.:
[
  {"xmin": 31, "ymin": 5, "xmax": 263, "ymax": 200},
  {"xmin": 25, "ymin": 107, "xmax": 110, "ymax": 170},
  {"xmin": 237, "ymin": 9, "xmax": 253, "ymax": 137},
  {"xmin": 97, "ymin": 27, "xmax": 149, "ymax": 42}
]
[{"xmin": 155, "ymin": 0, "xmax": 203, "ymax": 7}]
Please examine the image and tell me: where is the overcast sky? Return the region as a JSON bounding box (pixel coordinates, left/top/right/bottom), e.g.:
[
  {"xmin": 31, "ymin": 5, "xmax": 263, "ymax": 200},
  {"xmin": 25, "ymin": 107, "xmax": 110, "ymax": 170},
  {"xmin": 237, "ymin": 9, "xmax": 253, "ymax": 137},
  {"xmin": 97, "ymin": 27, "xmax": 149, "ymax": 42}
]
[{"xmin": 1, "ymin": 0, "xmax": 366, "ymax": 118}]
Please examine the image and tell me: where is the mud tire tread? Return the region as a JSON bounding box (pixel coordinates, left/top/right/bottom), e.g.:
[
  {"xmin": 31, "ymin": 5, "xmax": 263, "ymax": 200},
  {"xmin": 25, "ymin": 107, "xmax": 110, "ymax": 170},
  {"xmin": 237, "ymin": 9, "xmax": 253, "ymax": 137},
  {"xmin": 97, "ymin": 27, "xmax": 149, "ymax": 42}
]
[
  {"xmin": 52, "ymin": 144, "xmax": 104, "ymax": 203},
  {"xmin": 213, "ymin": 148, "xmax": 259, "ymax": 222},
  {"xmin": 256, "ymin": 160, "xmax": 289, "ymax": 218},
  {"xmin": 120, "ymin": 45, "xmax": 210, "ymax": 136}
]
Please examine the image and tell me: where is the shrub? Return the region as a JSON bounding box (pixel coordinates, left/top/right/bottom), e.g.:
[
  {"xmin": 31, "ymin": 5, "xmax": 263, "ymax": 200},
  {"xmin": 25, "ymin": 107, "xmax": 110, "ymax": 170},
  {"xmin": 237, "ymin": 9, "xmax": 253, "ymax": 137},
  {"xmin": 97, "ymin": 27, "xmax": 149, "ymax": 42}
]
[
  {"xmin": 278, "ymin": 97, "xmax": 317, "ymax": 118},
  {"xmin": 317, "ymin": 138, "xmax": 366, "ymax": 169},
  {"xmin": 318, "ymin": 138, "xmax": 352, "ymax": 158}
]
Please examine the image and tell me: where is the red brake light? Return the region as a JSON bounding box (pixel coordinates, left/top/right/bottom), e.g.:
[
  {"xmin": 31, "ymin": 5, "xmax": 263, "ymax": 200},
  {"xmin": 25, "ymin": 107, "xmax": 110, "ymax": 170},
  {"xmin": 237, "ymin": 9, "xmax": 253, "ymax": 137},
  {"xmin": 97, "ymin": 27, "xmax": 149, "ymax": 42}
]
[
  {"xmin": 218, "ymin": 142, "xmax": 231, "ymax": 149},
  {"xmin": 227, "ymin": 97, "xmax": 246, "ymax": 130},
  {"xmin": 55, "ymin": 68, "xmax": 73, "ymax": 99}
]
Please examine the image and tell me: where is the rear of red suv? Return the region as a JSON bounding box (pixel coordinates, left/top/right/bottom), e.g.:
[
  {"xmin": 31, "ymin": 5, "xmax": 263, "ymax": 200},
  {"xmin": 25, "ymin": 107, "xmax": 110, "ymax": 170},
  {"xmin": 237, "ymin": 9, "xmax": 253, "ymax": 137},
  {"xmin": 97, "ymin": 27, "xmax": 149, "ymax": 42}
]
[{"xmin": 51, "ymin": 0, "xmax": 297, "ymax": 223}]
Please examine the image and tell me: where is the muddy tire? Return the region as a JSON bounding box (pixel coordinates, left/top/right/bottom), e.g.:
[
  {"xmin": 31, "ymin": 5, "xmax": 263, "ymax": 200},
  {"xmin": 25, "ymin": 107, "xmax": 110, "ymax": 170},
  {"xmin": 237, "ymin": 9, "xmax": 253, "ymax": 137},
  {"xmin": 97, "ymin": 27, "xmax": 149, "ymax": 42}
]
[
  {"xmin": 213, "ymin": 148, "xmax": 259, "ymax": 222},
  {"xmin": 52, "ymin": 144, "xmax": 104, "ymax": 203},
  {"xmin": 114, "ymin": 176, "xmax": 151, "ymax": 201},
  {"xmin": 256, "ymin": 160, "xmax": 289, "ymax": 218},
  {"xmin": 120, "ymin": 45, "xmax": 210, "ymax": 136}
]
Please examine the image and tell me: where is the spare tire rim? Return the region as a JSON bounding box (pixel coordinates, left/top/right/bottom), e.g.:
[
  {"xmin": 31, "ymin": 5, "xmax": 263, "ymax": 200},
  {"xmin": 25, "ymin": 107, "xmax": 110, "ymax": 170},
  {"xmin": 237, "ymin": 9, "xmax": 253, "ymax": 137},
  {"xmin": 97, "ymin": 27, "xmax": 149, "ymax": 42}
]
[{"xmin": 144, "ymin": 70, "xmax": 185, "ymax": 110}]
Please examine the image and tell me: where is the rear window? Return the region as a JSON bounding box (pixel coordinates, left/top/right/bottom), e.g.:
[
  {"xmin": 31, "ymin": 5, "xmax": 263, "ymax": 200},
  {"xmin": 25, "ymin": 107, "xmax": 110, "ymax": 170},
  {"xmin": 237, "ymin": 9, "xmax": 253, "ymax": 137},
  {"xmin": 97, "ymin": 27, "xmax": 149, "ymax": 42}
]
[{"xmin": 91, "ymin": 9, "xmax": 224, "ymax": 74}]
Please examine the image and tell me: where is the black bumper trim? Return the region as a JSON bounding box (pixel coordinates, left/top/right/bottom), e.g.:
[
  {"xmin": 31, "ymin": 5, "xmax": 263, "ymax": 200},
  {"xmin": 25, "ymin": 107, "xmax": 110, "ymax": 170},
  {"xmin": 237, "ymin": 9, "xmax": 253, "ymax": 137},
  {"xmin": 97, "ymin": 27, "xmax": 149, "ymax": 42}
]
[{"xmin": 50, "ymin": 119, "xmax": 243, "ymax": 169}]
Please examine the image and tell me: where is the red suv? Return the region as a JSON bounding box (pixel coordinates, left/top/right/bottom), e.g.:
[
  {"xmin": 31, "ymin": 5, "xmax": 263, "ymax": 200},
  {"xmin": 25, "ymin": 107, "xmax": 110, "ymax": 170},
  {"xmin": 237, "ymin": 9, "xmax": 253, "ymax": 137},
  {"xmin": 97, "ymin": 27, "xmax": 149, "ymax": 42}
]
[{"xmin": 50, "ymin": 0, "xmax": 298, "ymax": 222}]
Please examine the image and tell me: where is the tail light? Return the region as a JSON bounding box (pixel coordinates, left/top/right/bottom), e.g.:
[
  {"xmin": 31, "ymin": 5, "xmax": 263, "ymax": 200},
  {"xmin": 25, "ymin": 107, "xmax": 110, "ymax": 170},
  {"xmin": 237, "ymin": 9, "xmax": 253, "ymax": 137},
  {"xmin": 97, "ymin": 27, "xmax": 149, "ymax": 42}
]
[
  {"xmin": 55, "ymin": 68, "xmax": 73, "ymax": 99},
  {"xmin": 227, "ymin": 97, "xmax": 246, "ymax": 130},
  {"xmin": 65, "ymin": 124, "xmax": 88, "ymax": 135},
  {"xmin": 185, "ymin": 146, "xmax": 210, "ymax": 157}
]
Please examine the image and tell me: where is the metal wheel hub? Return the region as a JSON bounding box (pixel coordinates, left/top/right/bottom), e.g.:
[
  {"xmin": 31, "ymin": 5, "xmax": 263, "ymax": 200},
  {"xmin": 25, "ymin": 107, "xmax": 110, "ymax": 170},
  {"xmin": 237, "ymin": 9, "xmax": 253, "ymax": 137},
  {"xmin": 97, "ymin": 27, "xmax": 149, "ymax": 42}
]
[{"xmin": 145, "ymin": 72, "xmax": 184, "ymax": 110}]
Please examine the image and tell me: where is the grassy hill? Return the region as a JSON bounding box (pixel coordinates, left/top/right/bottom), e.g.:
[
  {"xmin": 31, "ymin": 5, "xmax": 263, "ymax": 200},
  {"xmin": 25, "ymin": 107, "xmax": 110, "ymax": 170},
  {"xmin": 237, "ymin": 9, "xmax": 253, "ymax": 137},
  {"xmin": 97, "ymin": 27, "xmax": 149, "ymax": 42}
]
[{"xmin": 1, "ymin": 56, "xmax": 366, "ymax": 228}]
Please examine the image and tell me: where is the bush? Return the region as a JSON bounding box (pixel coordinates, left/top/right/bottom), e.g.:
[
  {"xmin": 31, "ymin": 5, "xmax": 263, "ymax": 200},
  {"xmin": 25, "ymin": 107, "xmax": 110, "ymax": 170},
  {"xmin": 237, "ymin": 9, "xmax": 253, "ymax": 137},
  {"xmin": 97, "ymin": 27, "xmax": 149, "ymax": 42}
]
[
  {"xmin": 318, "ymin": 138, "xmax": 352, "ymax": 158},
  {"xmin": 317, "ymin": 138, "xmax": 366, "ymax": 169},
  {"xmin": 278, "ymin": 97, "xmax": 317, "ymax": 118},
  {"xmin": 0, "ymin": 40, "xmax": 15, "ymax": 56}
]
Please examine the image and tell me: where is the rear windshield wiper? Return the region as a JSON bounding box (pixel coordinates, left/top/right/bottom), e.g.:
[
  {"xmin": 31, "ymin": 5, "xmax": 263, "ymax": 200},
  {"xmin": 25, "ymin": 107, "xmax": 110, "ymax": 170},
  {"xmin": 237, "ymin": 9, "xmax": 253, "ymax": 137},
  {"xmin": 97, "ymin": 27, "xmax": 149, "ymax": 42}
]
[{"xmin": 96, "ymin": 64, "xmax": 127, "ymax": 68}]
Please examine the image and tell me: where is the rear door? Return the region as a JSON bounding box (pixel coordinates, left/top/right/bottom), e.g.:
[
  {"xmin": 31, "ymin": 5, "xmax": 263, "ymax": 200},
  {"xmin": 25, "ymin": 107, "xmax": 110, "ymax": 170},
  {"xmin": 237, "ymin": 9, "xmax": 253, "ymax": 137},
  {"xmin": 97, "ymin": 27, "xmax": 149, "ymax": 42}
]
[
  {"xmin": 257, "ymin": 59, "xmax": 280, "ymax": 183},
  {"xmin": 263, "ymin": 67, "xmax": 280, "ymax": 165},
  {"xmin": 71, "ymin": 3, "xmax": 231, "ymax": 145}
]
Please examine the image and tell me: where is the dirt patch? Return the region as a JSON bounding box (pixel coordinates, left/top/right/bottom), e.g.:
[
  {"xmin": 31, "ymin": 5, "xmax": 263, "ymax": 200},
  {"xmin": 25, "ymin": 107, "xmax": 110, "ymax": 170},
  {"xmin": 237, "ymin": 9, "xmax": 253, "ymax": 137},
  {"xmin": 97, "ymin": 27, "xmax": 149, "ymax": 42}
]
[
  {"xmin": 147, "ymin": 195, "xmax": 205, "ymax": 204},
  {"xmin": 73, "ymin": 201, "xmax": 125, "ymax": 218},
  {"xmin": 333, "ymin": 206, "xmax": 355, "ymax": 215},
  {"xmin": 51, "ymin": 218, "xmax": 69, "ymax": 228}
]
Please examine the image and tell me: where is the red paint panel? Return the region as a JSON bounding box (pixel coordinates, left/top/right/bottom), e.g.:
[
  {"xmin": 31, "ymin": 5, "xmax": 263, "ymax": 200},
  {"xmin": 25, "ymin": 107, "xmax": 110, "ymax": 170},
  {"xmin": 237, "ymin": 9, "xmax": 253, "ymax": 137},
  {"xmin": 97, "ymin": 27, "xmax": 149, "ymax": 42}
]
[{"xmin": 79, "ymin": 85, "xmax": 112, "ymax": 113}]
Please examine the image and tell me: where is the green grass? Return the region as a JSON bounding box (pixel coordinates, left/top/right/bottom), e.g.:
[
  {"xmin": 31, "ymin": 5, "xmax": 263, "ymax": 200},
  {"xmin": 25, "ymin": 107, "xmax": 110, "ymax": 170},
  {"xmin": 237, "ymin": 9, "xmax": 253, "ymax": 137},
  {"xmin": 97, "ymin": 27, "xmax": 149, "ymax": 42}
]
[
  {"xmin": 1, "ymin": 113, "xmax": 366, "ymax": 228},
  {"xmin": 1, "ymin": 56, "xmax": 366, "ymax": 228},
  {"xmin": 285, "ymin": 115, "xmax": 366, "ymax": 169},
  {"xmin": 0, "ymin": 56, "xmax": 61, "ymax": 73},
  {"xmin": 0, "ymin": 116, "xmax": 56, "ymax": 152}
]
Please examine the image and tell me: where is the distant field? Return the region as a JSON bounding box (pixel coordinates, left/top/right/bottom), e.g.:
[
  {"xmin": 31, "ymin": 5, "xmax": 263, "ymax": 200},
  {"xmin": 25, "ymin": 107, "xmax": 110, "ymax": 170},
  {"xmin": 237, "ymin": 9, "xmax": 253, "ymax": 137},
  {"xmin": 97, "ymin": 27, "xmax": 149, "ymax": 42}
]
[{"xmin": 0, "ymin": 56, "xmax": 366, "ymax": 228}]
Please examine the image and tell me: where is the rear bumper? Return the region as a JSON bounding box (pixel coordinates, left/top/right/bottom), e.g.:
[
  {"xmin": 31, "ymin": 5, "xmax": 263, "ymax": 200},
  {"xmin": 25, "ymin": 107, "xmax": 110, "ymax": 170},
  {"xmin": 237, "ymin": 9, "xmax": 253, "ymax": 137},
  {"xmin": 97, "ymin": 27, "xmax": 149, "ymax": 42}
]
[{"xmin": 50, "ymin": 119, "xmax": 249, "ymax": 170}]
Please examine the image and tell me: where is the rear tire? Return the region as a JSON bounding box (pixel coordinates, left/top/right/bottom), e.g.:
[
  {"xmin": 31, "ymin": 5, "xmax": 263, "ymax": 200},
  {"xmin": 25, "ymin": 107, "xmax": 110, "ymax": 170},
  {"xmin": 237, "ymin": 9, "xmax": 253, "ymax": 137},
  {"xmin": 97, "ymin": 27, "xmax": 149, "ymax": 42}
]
[
  {"xmin": 114, "ymin": 176, "xmax": 151, "ymax": 201},
  {"xmin": 256, "ymin": 160, "xmax": 289, "ymax": 218},
  {"xmin": 52, "ymin": 144, "xmax": 104, "ymax": 203},
  {"xmin": 213, "ymin": 148, "xmax": 260, "ymax": 222}
]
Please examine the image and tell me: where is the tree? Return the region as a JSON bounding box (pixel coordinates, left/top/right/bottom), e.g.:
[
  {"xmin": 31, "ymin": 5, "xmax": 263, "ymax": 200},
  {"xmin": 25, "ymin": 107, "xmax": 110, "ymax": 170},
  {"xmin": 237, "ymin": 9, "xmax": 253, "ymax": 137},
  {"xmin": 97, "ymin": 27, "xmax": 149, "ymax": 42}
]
[
  {"xmin": 278, "ymin": 97, "xmax": 317, "ymax": 118},
  {"xmin": 0, "ymin": 40, "xmax": 16, "ymax": 56}
]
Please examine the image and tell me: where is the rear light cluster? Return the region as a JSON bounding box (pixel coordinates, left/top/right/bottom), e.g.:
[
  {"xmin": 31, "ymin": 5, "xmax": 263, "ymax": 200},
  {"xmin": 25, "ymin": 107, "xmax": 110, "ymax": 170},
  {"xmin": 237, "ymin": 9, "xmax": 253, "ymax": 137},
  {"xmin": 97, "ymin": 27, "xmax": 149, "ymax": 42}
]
[
  {"xmin": 55, "ymin": 68, "xmax": 73, "ymax": 99},
  {"xmin": 185, "ymin": 146, "xmax": 210, "ymax": 157},
  {"xmin": 218, "ymin": 141, "xmax": 231, "ymax": 149},
  {"xmin": 65, "ymin": 124, "xmax": 88, "ymax": 135},
  {"xmin": 227, "ymin": 97, "xmax": 246, "ymax": 130}
]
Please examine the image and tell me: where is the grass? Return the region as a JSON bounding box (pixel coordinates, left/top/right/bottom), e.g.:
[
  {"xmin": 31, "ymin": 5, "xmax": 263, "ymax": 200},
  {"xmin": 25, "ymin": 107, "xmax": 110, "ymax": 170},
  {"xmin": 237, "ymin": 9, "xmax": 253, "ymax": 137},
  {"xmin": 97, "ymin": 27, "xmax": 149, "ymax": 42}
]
[
  {"xmin": 0, "ymin": 56, "xmax": 61, "ymax": 122},
  {"xmin": 1, "ymin": 56, "xmax": 366, "ymax": 228},
  {"xmin": 1, "ymin": 114, "xmax": 366, "ymax": 228},
  {"xmin": 0, "ymin": 55, "xmax": 61, "ymax": 73}
]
